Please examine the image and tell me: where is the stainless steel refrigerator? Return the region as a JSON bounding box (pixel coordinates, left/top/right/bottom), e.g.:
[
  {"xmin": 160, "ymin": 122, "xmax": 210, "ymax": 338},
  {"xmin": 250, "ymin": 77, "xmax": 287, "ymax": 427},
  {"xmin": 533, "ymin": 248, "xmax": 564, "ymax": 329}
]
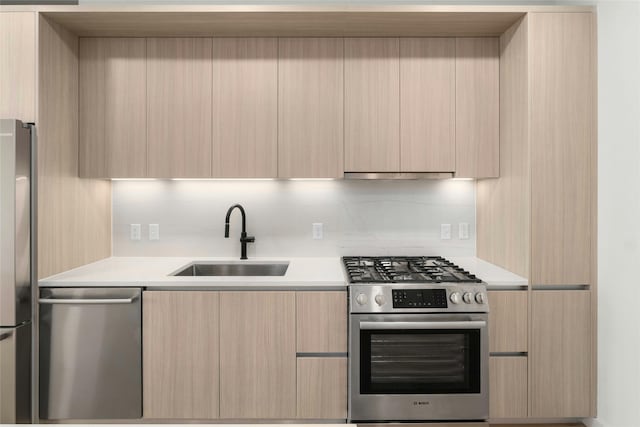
[{"xmin": 0, "ymin": 119, "xmax": 34, "ymax": 423}]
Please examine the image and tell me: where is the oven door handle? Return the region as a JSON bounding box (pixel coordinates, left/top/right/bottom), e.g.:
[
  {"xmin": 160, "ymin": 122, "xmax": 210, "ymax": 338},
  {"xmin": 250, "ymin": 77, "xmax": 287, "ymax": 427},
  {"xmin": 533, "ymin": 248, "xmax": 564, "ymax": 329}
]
[{"xmin": 359, "ymin": 320, "xmax": 486, "ymax": 330}]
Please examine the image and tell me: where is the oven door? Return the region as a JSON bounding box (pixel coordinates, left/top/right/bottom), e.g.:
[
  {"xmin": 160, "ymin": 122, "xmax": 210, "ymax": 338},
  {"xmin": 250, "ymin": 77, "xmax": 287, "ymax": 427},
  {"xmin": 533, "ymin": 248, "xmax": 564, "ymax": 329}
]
[{"xmin": 349, "ymin": 313, "xmax": 489, "ymax": 422}]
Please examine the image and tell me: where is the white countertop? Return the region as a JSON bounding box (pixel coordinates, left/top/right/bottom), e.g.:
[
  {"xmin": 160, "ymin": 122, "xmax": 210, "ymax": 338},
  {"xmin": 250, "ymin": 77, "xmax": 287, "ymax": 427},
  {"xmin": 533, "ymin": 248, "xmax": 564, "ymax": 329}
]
[{"xmin": 38, "ymin": 255, "xmax": 527, "ymax": 290}]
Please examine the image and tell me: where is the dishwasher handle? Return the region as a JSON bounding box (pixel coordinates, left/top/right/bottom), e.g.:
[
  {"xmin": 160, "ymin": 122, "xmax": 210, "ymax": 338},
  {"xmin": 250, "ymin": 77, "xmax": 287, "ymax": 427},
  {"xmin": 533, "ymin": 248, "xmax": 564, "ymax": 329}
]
[{"xmin": 39, "ymin": 295, "xmax": 139, "ymax": 305}]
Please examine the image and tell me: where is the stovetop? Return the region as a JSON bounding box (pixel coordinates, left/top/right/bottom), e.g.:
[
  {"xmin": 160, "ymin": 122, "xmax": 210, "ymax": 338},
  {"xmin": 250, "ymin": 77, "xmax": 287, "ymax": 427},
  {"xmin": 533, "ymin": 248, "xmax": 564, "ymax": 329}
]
[{"xmin": 342, "ymin": 256, "xmax": 482, "ymax": 284}]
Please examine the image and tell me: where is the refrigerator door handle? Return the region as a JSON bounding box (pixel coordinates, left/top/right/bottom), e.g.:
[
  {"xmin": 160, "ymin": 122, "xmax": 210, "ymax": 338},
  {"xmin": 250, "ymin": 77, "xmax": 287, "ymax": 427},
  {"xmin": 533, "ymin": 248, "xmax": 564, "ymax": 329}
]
[{"xmin": 0, "ymin": 331, "xmax": 13, "ymax": 341}]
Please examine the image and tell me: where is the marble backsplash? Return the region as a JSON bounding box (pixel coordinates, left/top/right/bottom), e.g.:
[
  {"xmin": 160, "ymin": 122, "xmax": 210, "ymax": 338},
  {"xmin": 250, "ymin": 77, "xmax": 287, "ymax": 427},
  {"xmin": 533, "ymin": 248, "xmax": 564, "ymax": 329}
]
[{"xmin": 112, "ymin": 179, "xmax": 476, "ymax": 258}]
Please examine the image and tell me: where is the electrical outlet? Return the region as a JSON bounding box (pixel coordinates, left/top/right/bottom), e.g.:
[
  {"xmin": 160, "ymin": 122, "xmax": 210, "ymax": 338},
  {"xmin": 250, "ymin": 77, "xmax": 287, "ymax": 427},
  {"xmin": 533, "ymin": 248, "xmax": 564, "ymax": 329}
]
[
  {"xmin": 458, "ymin": 223, "xmax": 470, "ymax": 240},
  {"xmin": 130, "ymin": 224, "xmax": 141, "ymax": 241},
  {"xmin": 440, "ymin": 224, "xmax": 452, "ymax": 240},
  {"xmin": 149, "ymin": 224, "xmax": 160, "ymax": 241},
  {"xmin": 312, "ymin": 223, "xmax": 323, "ymax": 240}
]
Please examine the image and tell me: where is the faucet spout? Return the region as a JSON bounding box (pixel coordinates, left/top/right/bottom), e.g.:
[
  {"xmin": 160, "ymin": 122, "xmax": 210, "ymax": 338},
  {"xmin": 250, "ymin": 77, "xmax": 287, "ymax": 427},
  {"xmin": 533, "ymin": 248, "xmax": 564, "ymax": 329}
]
[{"xmin": 224, "ymin": 204, "xmax": 254, "ymax": 260}]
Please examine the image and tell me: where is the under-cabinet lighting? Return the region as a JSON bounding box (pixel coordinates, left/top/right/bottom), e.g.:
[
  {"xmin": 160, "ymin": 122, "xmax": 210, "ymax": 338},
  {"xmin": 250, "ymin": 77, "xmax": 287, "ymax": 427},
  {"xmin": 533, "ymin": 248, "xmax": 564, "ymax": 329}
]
[
  {"xmin": 451, "ymin": 178, "xmax": 475, "ymax": 181},
  {"xmin": 110, "ymin": 178, "xmax": 157, "ymax": 181},
  {"xmin": 288, "ymin": 178, "xmax": 336, "ymax": 181}
]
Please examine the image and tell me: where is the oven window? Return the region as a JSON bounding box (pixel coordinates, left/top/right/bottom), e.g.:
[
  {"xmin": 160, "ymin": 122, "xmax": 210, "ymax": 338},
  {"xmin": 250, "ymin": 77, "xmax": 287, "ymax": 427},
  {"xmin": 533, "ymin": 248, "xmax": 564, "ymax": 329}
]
[{"xmin": 360, "ymin": 329, "xmax": 481, "ymax": 394}]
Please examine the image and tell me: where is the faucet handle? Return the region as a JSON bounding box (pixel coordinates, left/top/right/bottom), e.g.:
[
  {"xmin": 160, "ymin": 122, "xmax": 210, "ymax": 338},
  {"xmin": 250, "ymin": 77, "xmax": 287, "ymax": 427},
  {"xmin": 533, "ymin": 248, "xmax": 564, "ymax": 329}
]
[{"xmin": 242, "ymin": 235, "xmax": 255, "ymax": 243}]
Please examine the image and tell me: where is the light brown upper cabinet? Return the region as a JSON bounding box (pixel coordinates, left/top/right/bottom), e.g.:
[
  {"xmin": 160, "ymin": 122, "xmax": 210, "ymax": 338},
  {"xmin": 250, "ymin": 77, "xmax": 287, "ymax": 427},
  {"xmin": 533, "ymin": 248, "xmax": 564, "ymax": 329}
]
[
  {"xmin": 211, "ymin": 38, "xmax": 278, "ymax": 178},
  {"xmin": 530, "ymin": 290, "xmax": 591, "ymax": 418},
  {"xmin": 344, "ymin": 38, "xmax": 400, "ymax": 172},
  {"xmin": 278, "ymin": 38, "xmax": 344, "ymax": 178},
  {"xmin": 79, "ymin": 38, "xmax": 146, "ymax": 178},
  {"xmin": 147, "ymin": 38, "xmax": 212, "ymax": 178},
  {"xmin": 529, "ymin": 13, "xmax": 594, "ymax": 286},
  {"xmin": 219, "ymin": 291, "xmax": 296, "ymax": 419},
  {"xmin": 455, "ymin": 38, "xmax": 499, "ymax": 178},
  {"xmin": 400, "ymin": 38, "xmax": 456, "ymax": 172},
  {"xmin": 0, "ymin": 12, "xmax": 36, "ymax": 123}
]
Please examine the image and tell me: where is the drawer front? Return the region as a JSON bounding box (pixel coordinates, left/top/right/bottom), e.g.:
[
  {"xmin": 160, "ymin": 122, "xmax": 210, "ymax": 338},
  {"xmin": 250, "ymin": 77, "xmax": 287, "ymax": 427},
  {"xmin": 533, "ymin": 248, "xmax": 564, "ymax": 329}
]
[
  {"xmin": 296, "ymin": 291, "xmax": 347, "ymax": 353},
  {"xmin": 488, "ymin": 291, "xmax": 528, "ymax": 353},
  {"xmin": 297, "ymin": 357, "xmax": 347, "ymax": 419},
  {"xmin": 489, "ymin": 356, "xmax": 528, "ymax": 419}
]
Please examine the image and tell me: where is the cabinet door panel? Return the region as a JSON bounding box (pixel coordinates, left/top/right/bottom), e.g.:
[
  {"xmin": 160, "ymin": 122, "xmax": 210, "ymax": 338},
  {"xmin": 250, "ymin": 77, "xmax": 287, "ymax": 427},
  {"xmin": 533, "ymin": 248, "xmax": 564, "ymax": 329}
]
[
  {"xmin": 278, "ymin": 38, "xmax": 344, "ymax": 178},
  {"xmin": 400, "ymin": 38, "xmax": 455, "ymax": 172},
  {"xmin": 455, "ymin": 38, "xmax": 499, "ymax": 178},
  {"xmin": 344, "ymin": 38, "xmax": 400, "ymax": 172},
  {"xmin": 143, "ymin": 291, "xmax": 219, "ymax": 419},
  {"xmin": 212, "ymin": 38, "xmax": 277, "ymax": 178},
  {"xmin": 530, "ymin": 290, "xmax": 591, "ymax": 417},
  {"xmin": 297, "ymin": 358, "xmax": 347, "ymax": 419},
  {"xmin": 530, "ymin": 13, "xmax": 593, "ymax": 285},
  {"xmin": 0, "ymin": 12, "xmax": 36, "ymax": 123},
  {"xmin": 490, "ymin": 356, "xmax": 527, "ymax": 419},
  {"xmin": 296, "ymin": 291, "xmax": 347, "ymax": 353},
  {"xmin": 147, "ymin": 38, "xmax": 212, "ymax": 178},
  {"xmin": 488, "ymin": 291, "xmax": 528, "ymax": 353},
  {"xmin": 79, "ymin": 38, "xmax": 146, "ymax": 178},
  {"xmin": 220, "ymin": 292, "xmax": 296, "ymax": 418}
]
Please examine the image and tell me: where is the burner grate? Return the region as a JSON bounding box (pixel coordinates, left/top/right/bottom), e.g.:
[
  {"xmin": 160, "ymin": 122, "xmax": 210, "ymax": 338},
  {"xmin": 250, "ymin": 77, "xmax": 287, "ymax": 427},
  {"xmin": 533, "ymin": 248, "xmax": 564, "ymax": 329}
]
[{"xmin": 342, "ymin": 256, "xmax": 482, "ymax": 284}]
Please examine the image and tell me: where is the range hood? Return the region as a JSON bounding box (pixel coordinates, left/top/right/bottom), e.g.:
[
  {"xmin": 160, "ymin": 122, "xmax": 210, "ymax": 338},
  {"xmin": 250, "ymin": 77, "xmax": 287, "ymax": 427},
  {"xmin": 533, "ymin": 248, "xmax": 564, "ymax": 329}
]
[{"xmin": 344, "ymin": 172, "xmax": 454, "ymax": 180}]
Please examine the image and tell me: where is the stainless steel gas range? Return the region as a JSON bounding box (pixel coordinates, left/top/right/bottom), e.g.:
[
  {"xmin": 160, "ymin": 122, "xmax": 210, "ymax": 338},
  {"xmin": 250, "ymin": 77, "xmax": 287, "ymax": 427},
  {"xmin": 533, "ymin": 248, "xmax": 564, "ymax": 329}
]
[{"xmin": 344, "ymin": 256, "xmax": 489, "ymax": 423}]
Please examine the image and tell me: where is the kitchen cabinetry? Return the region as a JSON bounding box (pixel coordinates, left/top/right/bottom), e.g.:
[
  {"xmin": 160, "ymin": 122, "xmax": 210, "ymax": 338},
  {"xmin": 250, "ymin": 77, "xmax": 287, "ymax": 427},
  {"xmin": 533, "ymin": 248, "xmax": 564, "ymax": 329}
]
[
  {"xmin": 143, "ymin": 291, "xmax": 220, "ymax": 419},
  {"xmin": 529, "ymin": 12, "xmax": 594, "ymax": 286},
  {"xmin": 490, "ymin": 356, "xmax": 528, "ymax": 418},
  {"xmin": 0, "ymin": 12, "xmax": 36, "ymax": 123},
  {"xmin": 530, "ymin": 290, "xmax": 591, "ymax": 418},
  {"xmin": 455, "ymin": 38, "xmax": 499, "ymax": 178},
  {"xmin": 400, "ymin": 38, "xmax": 455, "ymax": 172},
  {"xmin": 146, "ymin": 38, "xmax": 212, "ymax": 178},
  {"xmin": 488, "ymin": 290, "xmax": 528, "ymax": 352},
  {"xmin": 344, "ymin": 38, "xmax": 400, "ymax": 172},
  {"xmin": 296, "ymin": 291, "xmax": 347, "ymax": 353},
  {"xmin": 297, "ymin": 357, "xmax": 347, "ymax": 419},
  {"xmin": 79, "ymin": 38, "xmax": 146, "ymax": 178},
  {"xmin": 219, "ymin": 292, "xmax": 296, "ymax": 419},
  {"xmin": 211, "ymin": 38, "xmax": 278, "ymax": 178},
  {"xmin": 278, "ymin": 38, "xmax": 344, "ymax": 178}
]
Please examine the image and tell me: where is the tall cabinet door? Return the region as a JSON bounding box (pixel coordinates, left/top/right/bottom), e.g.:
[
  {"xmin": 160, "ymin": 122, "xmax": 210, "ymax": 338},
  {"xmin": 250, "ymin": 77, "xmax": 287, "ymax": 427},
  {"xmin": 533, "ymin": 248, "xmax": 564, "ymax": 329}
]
[
  {"xmin": 79, "ymin": 38, "xmax": 147, "ymax": 178},
  {"xmin": 211, "ymin": 38, "xmax": 278, "ymax": 178},
  {"xmin": 400, "ymin": 38, "xmax": 455, "ymax": 172},
  {"xmin": 0, "ymin": 12, "xmax": 36, "ymax": 123},
  {"xmin": 344, "ymin": 38, "xmax": 400, "ymax": 172},
  {"xmin": 147, "ymin": 38, "xmax": 212, "ymax": 178},
  {"xmin": 529, "ymin": 13, "xmax": 594, "ymax": 285},
  {"xmin": 530, "ymin": 291, "xmax": 591, "ymax": 417},
  {"xmin": 219, "ymin": 292, "xmax": 296, "ymax": 418},
  {"xmin": 278, "ymin": 38, "xmax": 344, "ymax": 178},
  {"xmin": 455, "ymin": 38, "xmax": 499, "ymax": 178},
  {"xmin": 143, "ymin": 291, "xmax": 220, "ymax": 419}
]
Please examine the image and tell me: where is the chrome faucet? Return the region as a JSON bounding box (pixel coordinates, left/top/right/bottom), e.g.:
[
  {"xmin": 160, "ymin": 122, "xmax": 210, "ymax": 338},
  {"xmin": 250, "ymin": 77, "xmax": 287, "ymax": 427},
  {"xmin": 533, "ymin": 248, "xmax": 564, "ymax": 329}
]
[{"xmin": 224, "ymin": 204, "xmax": 255, "ymax": 260}]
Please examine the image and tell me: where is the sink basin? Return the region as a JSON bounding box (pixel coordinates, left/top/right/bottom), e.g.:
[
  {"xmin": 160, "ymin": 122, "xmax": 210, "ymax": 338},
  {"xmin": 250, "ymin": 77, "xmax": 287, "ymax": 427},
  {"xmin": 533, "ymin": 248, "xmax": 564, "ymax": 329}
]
[{"xmin": 172, "ymin": 262, "xmax": 289, "ymax": 277}]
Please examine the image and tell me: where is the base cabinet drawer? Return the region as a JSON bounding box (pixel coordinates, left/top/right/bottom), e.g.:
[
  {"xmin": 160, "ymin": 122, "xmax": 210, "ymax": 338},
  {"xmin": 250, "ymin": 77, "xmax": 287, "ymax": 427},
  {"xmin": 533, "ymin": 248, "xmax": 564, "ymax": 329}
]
[
  {"xmin": 489, "ymin": 356, "xmax": 527, "ymax": 419},
  {"xmin": 488, "ymin": 290, "xmax": 528, "ymax": 352},
  {"xmin": 297, "ymin": 357, "xmax": 347, "ymax": 419}
]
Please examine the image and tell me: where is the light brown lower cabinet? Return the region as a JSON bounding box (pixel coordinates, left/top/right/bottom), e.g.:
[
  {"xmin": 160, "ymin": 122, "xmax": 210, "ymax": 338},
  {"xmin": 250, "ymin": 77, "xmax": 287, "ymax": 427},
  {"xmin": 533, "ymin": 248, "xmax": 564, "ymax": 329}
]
[
  {"xmin": 219, "ymin": 291, "xmax": 297, "ymax": 419},
  {"xmin": 143, "ymin": 291, "xmax": 220, "ymax": 419},
  {"xmin": 530, "ymin": 290, "xmax": 592, "ymax": 418},
  {"xmin": 297, "ymin": 357, "xmax": 347, "ymax": 419},
  {"xmin": 489, "ymin": 356, "xmax": 528, "ymax": 419},
  {"xmin": 488, "ymin": 290, "xmax": 528, "ymax": 353}
]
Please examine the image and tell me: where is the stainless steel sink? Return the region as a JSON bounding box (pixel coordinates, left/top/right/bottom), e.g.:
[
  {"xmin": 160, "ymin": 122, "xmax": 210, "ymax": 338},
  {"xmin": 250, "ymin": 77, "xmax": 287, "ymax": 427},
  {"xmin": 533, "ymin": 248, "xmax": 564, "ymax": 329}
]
[{"xmin": 172, "ymin": 262, "xmax": 289, "ymax": 277}]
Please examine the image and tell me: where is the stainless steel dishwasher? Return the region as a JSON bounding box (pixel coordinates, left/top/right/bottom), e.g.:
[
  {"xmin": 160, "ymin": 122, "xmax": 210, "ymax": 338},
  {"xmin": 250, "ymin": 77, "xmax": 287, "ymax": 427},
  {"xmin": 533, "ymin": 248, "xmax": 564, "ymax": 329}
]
[{"xmin": 39, "ymin": 288, "xmax": 142, "ymax": 420}]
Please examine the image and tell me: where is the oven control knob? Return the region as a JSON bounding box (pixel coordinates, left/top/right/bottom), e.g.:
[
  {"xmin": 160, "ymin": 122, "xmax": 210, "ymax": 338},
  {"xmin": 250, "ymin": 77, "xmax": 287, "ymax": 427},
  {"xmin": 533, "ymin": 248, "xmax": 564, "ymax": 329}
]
[
  {"xmin": 356, "ymin": 293, "xmax": 368, "ymax": 306},
  {"xmin": 450, "ymin": 292, "xmax": 461, "ymax": 304},
  {"xmin": 374, "ymin": 294, "xmax": 386, "ymax": 306},
  {"xmin": 463, "ymin": 292, "xmax": 474, "ymax": 304},
  {"xmin": 475, "ymin": 292, "xmax": 487, "ymax": 304}
]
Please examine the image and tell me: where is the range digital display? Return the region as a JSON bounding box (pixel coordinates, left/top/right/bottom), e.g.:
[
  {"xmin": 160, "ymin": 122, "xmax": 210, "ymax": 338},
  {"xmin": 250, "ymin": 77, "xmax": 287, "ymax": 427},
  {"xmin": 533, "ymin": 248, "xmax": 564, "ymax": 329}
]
[{"xmin": 392, "ymin": 289, "xmax": 448, "ymax": 308}]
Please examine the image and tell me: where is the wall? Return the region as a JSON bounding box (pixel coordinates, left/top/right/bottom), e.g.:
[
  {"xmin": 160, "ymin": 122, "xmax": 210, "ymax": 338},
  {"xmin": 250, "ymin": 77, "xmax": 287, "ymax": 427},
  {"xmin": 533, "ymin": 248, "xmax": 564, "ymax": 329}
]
[
  {"xmin": 589, "ymin": 2, "xmax": 640, "ymax": 427},
  {"xmin": 112, "ymin": 179, "xmax": 476, "ymax": 257}
]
